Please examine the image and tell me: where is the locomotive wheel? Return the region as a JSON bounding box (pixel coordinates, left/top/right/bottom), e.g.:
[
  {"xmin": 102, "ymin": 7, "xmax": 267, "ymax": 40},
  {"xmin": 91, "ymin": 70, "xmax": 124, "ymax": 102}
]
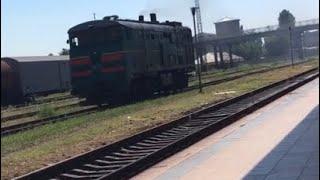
[
  {"xmin": 144, "ymin": 78, "xmax": 156, "ymax": 98},
  {"xmin": 130, "ymin": 80, "xmax": 143, "ymax": 102},
  {"xmin": 108, "ymin": 96, "xmax": 127, "ymax": 106},
  {"xmin": 85, "ymin": 97, "xmax": 100, "ymax": 105},
  {"xmin": 173, "ymin": 72, "xmax": 188, "ymax": 91}
]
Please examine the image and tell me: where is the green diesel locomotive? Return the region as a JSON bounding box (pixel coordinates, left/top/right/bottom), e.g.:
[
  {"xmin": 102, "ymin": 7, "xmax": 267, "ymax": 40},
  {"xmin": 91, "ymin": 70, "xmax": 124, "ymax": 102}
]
[{"xmin": 68, "ymin": 14, "xmax": 195, "ymax": 104}]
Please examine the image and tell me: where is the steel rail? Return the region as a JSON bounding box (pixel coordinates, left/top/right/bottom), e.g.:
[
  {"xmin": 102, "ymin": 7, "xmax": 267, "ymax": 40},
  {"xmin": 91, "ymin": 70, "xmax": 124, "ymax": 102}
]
[
  {"xmin": 14, "ymin": 68, "xmax": 319, "ymax": 180},
  {"xmin": 1, "ymin": 94, "xmax": 74, "ymax": 111},
  {"xmin": 1, "ymin": 100, "xmax": 83, "ymax": 122},
  {"xmin": 1, "ymin": 105, "xmax": 101, "ymax": 136}
]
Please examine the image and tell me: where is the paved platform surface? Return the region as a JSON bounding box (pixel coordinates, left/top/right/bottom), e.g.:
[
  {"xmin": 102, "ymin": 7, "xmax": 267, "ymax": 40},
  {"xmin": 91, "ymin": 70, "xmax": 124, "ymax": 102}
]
[{"xmin": 133, "ymin": 78, "xmax": 319, "ymax": 180}]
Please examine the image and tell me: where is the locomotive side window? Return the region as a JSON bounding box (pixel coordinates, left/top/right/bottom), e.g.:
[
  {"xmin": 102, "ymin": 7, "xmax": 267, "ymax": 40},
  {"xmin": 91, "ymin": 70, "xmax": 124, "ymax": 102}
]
[
  {"xmin": 160, "ymin": 44, "xmax": 164, "ymax": 65},
  {"xmin": 94, "ymin": 30, "xmax": 105, "ymax": 44},
  {"xmin": 71, "ymin": 37, "xmax": 79, "ymax": 47},
  {"xmin": 138, "ymin": 31, "xmax": 144, "ymax": 39},
  {"xmin": 146, "ymin": 33, "xmax": 151, "ymax": 40},
  {"xmin": 164, "ymin": 33, "xmax": 170, "ymax": 41},
  {"xmin": 76, "ymin": 32, "xmax": 91, "ymax": 46},
  {"xmin": 169, "ymin": 33, "xmax": 174, "ymax": 43},
  {"xmin": 178, "ymin": 55, "xmax": 183, "ymax": 65},
  {"xmin": 159, "ymin": 33, "xmax": 163, "ymax": 39},
  {"xmin": 126, "ymin": 29, "xmax": 132, "ymax": 40},
  {"xmin": 104, "ymin": 27, "xmax": 122, "ymax": 41}
]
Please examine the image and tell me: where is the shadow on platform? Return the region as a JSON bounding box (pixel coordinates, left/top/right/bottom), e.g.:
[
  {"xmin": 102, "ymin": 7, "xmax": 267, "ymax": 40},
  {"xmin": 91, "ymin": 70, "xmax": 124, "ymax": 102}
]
[{"xmin": 243, "ymin": 105, "xmax": 319, "ymax": 180}]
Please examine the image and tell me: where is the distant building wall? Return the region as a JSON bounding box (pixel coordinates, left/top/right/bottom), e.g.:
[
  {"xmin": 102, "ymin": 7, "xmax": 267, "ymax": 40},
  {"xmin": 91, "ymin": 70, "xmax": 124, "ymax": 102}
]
[
  {"xmin": 303, "ymin": 30, "xmax": 319, "ymax": 47},
  {"xmin": 215, "ymin": 19, "xmax": 241, "ymax": 38}
]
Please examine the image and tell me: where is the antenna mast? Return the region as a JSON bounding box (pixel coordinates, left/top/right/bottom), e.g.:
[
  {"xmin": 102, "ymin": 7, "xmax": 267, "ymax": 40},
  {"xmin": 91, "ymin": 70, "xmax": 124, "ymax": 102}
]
[
  {"xmin": 195, "ymin": 0, "xmax": 203, "ymax": 33},
  {"xmin": 194, "ymin": 0, "xmax": 207, "ymax": 72}
]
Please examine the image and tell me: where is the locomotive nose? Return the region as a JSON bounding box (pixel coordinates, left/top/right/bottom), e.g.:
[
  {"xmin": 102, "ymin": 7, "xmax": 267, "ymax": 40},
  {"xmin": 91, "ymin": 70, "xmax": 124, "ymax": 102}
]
[
  {"xmin": 90, "ymin": 51, "xmax": 102, "ymax": 73},
  {"xmin": 91, "ymin": 64, "xmax": 103, "ymax": 73},
  {"xmin": 90, "ymin": 51, "xmax": 101, "ymax": 64},
  {"xmin": 70, "ymin": 56, "xmax": 92, "ymax": 78}
]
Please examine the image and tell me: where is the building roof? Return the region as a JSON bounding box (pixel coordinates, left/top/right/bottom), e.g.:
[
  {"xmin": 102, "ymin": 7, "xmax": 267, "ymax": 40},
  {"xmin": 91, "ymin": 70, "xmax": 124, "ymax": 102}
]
[
  {"xmin": 215, "ymin": 17, "xmax": 240, "ymax": 23},
  {"xmin": 1, "ymin": 56, "xmax": 69, "ymax": 62}
]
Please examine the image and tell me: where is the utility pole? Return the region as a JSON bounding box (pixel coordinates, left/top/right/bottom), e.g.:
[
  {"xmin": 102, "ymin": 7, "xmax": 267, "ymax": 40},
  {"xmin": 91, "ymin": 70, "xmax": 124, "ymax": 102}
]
[
  {"xmin": 93, "ymin": 13, "xmax": 96, "ymax": 20},
  {"xmin": 289, "ymin": 26, "xmax": 294, "ymax": 66},
  {"xmin": 194, "ymin": 0, "xmax": 207, "ymax": 72},
  {"xmin": 191, "ymin": 7, "xmax": 203, "ymax": 93}
]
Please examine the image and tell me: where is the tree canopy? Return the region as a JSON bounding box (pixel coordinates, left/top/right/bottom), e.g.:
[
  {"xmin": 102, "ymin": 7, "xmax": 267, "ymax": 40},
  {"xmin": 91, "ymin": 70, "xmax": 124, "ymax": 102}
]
[
  {"xmin": 263, "ymin": 9, "xmax": 295, "ymax": 57},
  {"xmin": 59, "ymin": 48, "xmax": 69, "ymax": 55},
  {"xmin": 278, "ymin": 9, "xmax": 296, "ymax": 29},
  {"xmin": 233, "ymin": 39, "xmax": 263, "ymax": 61}
]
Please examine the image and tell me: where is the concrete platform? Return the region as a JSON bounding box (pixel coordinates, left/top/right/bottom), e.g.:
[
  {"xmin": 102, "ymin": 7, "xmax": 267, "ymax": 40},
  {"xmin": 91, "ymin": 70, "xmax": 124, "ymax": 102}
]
[{"xmin": 133, "ymin": 78, "xmax": 319, "ymax": 180}]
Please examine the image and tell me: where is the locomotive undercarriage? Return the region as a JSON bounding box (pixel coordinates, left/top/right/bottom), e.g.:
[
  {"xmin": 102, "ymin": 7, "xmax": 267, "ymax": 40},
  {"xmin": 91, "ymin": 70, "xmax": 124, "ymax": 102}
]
[{"xmin": 84, "ymin": 71, "xmax": 188, "ymax": 105}]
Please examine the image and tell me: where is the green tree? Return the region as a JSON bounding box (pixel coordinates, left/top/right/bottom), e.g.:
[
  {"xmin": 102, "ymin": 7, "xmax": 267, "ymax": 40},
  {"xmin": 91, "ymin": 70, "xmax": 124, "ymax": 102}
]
[
  {"xmin": 233, "ymin": 39, "xmax": 263, "ymax": 61},
  {"xmin": 264, "ymin": 9, "xmax": 295, "ymax": 57},
  {"xmin": 278, "ymin": 9, "xmax": 296, "ymax": 29},
  {"xmin": 264, "ymin": 36, "xmax": 290, "ymax": 57},
  {"xmin": 59, "ymin": 48, "xmax": 69, "ymax": 55},
  {"xmin": 48, "ymin": 53, "xmax": 54, "ymax": 56}
]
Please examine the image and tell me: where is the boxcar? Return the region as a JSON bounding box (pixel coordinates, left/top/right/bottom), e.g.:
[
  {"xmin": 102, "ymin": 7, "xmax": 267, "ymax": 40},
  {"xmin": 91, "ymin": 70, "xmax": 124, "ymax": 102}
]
[
  {"xmin": 68, "ymin": 14, "xmax": 195, "ymax": 104},
  {"xmin": 1, "ymin": 56, "xmax": 71, "ymax": 105}
]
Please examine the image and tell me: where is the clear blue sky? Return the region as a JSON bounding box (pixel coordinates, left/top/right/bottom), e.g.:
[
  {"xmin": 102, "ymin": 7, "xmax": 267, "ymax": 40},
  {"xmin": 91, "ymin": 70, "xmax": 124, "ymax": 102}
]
[{"xmin": 1, "ymin": 0, "xmax": 319, "ymax": 57}]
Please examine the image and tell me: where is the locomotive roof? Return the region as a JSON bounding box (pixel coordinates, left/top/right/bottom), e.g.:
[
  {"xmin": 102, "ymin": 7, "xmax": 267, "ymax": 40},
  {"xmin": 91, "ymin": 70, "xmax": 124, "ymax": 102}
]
[{"xmin": 68, "ymin": 19, "xmax": 188, "ymax": 33}]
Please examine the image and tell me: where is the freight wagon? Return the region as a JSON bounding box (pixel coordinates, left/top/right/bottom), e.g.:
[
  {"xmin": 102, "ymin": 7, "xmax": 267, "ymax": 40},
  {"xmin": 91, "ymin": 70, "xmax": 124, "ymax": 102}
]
[
  {"xmin": 68, "ymin": 14, "xmax": 195, "ymax": 104},
  {"xmin": 1, "ymin": 56, "xmax": 71, "ymax": 105}
]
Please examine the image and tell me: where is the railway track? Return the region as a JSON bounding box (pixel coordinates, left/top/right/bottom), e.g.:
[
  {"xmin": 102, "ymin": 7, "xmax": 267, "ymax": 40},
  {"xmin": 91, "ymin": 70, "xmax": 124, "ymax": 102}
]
[
  {"xmin": 15, "ymin": 68, "xmax": 318, "ymax": 180},
  {"xmin": 1, "ymin": 105, "xmax": 102, "ymax": 136},
  {"xmin": 187, "ymin": 61, "xmax": 315, "ymax": 90},
  {"xmin": 0, "ymin": 59, "xmax": 311, "ymax": 112},
  {"xmin": 1, "ymin": 63, "xmax": 318, "ymax": 137},
  {"xmin": 35, "ymin": 94, "xmax": 74, "ymax": 104},
  {"xmin": 1, "ymin": 94, "xmax": 75, "ymax": 111},
  {"xmin": 188, "ymin": 59, "xmax": 314, "ymax": 87},
  {"xmin": 188, "ymin": 59, "xmax": 311, "ymax": 83},
  {"xmin": 1, "ymin": 99, "xmax": 84, "ymax": 122}
]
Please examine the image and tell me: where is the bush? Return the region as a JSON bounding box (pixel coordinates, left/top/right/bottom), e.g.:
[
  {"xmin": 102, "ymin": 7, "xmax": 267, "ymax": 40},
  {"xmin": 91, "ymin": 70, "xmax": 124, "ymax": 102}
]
[
  {"xmin": 38, "ymin": 105, "xmax": 56, "ymax": 118},
  {"xmin": 264, "ymin": 36, "xmax": 290, "ymax": 57},
  {"xmin": 233, "ymin": 39, "xmax": 263, "ymax": 61}
]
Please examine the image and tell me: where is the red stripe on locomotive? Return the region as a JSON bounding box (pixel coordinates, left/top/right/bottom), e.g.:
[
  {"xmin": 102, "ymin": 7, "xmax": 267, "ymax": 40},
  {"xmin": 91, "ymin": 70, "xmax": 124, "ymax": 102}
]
[
  {"xmin": 71, "ymin": 71, "xmax": 91, "ymax": 77},
  {"xmin": 101, "ymin": 53, "xmax": 124, "ymax": 63},
  {"xmin": 101, "ymin": 66, "xmax": 125, "ymax": 73},
  {"xmin": 70, "ymin": 57, "xmax": 91, "ymax": 65}
]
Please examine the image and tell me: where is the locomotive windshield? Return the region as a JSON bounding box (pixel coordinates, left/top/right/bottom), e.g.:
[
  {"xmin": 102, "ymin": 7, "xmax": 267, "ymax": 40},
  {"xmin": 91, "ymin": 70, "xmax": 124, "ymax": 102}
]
[{"xmin": 69, "ymin": 26, "xmax": 123, "ymax": 48}]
